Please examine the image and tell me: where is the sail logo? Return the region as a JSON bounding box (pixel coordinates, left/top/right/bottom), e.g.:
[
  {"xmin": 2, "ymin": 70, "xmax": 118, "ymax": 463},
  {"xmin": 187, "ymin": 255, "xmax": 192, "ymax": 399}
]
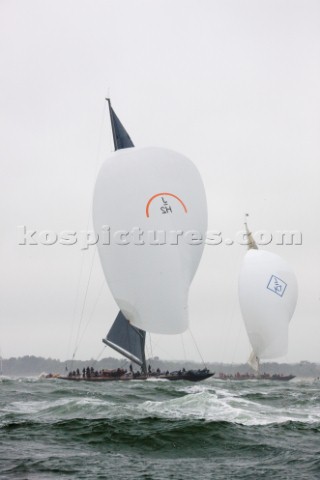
[
  {"xmin": 146, "ymin": 192, "xmax": 187, "ymax": 217},
  {"xmin": 160, "ymin": 197, "xmax": 172, "ymax": 214},
  {"xmin": 267, "ymin": 275, "xmax": 287, "ymax": 297}
]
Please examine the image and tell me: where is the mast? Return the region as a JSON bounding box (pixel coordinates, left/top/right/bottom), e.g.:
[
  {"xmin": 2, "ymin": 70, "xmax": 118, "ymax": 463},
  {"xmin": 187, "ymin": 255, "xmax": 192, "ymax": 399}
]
[
  {"xmin": 244, "ymin": 213, "xmax": 258, "ymax": 250},
  {"xmin": 140, "ymin": 332, "xmax": 147, "ymax": 375},
  {"xmin": 102, "ymin": 100, "xmax": 146, "ymax": 371},
  {"xmin": 248, "ymin": 350, "xmax": 260, "ymax": 375}
]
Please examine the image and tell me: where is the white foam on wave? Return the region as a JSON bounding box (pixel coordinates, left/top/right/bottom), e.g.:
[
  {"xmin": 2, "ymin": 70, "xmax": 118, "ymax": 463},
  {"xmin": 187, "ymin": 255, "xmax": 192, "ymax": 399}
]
[
  {"xmin": 3, "ymin": 397, "xmax": 73, "ymax": 415},
  {"xmin": 176, "ymin": 383, "xmax": 239, "ymax": 399},
  {"xmin": 137, "ymin": 389, "xmax": 320, "ymax": 426},
  {"xmin": 16, "ymin": 396, "xmax": 125, "ymax": 418}
]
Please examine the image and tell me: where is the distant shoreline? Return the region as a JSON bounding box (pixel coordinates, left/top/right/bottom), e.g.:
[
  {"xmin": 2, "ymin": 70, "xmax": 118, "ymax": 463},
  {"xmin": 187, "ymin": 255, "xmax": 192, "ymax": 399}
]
[{"xmin": 2, "ymin": 356, "xmax": 320, "ymax": 378}]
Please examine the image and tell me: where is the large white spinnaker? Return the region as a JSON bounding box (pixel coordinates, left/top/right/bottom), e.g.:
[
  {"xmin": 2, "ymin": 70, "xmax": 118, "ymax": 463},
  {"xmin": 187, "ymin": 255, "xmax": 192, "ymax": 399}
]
[
  {"xmin": 93, "ymin": 146, "xmax": 207, "ymax": 335},
  {"xmin": 238, "ymin": 225, "xmax": 298, "ymax": 368}
]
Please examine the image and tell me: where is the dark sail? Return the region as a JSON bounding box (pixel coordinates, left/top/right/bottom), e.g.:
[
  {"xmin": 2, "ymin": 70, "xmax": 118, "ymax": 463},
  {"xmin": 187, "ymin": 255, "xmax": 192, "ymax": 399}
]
[
  {"xmin": 103, "ymin": 311, "xmax": 146, "ymax": 367},
  {"xmin": 107, "ymin": 98, "xmax": 134, "ymax": 150}
]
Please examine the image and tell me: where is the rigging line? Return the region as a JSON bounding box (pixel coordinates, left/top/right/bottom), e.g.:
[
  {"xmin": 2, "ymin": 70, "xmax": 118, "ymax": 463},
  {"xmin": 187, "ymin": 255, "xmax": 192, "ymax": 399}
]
[
  {"xmin": 231, "ymin": 320, "xmax": 243, "ymax": 366},
  {"xmin": 180, "ymin": 334, "xmax": 187, "ymax": 363},
  {"xmin": 75, "ymin": 280, "xmax": 106, "ymax": 353},
  {"xmin": 120, "ymin": 359, "xmax": 129, "ymax": 369},
  {"xmin": 72, "ymin": 248, "xmax": 97, "ymax": 360},
  {"xmin": 189, "ymin": 328, "xmax": 206, "ymax": 368},
  {"xmin": 148, "ymin": 339, "xmax": 171, "ymax": 359},
  {"xmin": 223, "ymin": 293, "xmax": 238, "ymax": 364},
  {"xmin": 66, "ymin": 248, "xmax": 86, "ymax": 366},
  {"xmin": 92, "ymin": 345, "xmax": 107, "ymax": 367},
  {"xmin": 222, "ymin": 245, "xmax": 244, "ymax": 364},
  {"xmin": 68, "ymin": 102, "xmax": 108, "ymax": 365}
]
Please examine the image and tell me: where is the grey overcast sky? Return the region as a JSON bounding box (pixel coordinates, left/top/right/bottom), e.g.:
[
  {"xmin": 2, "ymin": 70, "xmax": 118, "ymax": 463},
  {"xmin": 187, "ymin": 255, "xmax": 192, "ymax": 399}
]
[{"xmin": 1, "ymin": 0, "xmax": 320, "ymax": 365}]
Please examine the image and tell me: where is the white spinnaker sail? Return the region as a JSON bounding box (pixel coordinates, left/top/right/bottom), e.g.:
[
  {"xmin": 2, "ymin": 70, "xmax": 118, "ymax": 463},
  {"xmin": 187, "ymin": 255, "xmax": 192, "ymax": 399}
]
[
  {"xmin": 93, "ymin": 146, "xmax": 207, "ymax": 334},
  {"xmin": 239, "ymin": 249, "xmax": 298, "ymax": 360}
]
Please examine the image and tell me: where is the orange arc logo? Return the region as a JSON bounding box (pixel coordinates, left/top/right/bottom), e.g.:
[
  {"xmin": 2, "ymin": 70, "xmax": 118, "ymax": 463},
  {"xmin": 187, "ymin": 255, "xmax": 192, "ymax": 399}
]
[{"xmin": 146, "ymin": 192, "xmax": 188, "ymax": 218}]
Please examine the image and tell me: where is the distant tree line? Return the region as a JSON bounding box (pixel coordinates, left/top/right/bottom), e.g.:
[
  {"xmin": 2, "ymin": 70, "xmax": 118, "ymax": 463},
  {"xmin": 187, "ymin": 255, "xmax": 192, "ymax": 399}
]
[{"xmin": 2, "ymin": 355, "xmax": 320, "ymax": 378}]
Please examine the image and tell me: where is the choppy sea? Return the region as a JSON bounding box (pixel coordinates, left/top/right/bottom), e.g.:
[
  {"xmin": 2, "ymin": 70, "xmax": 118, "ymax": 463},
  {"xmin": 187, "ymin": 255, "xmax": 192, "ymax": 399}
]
[{"xmin": 1, "ymin": 376, "xmax": 320, "ymax": 479}]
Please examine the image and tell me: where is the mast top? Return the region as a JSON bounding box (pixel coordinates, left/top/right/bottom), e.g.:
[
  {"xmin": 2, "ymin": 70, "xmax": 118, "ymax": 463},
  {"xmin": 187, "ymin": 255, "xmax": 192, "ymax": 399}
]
[{"xmin": 244, "ymin": 214, "xmax": 258, "ymax": 250}]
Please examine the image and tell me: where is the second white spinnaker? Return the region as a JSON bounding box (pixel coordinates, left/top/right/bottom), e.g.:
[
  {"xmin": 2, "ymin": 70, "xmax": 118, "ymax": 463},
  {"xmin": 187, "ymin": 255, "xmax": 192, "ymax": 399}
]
[{"xmin": 238, "ymin": 221, "xmax": 298, "ymax": 370}]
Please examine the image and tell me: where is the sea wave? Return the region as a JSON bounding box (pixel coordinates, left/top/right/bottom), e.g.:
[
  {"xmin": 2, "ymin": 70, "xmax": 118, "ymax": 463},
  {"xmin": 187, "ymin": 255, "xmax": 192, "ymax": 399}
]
[
  {"xmin": 1, "ymin": 379, "xmax": 320, "ymax": 479},
  {"xmin": 1, "ymin": 378, "xmax": 320, "ymax": 427}
]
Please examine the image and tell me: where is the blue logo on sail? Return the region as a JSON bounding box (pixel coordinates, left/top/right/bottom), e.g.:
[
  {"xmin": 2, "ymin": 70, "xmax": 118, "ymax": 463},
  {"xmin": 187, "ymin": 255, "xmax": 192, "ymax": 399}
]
[{"xmin": 267, "ymin": 275, "xmax": 287, "ymax": 297}]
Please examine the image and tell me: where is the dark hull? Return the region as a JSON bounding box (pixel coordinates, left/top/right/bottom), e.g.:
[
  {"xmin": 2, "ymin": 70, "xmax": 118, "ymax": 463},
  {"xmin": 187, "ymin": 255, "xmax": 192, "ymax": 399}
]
[
  {"xmin": 218, "ymin": 374, "xmax": 295, "ymax": 382},
  {"xmin": 58, "ymin": 375, "xmax": 147, "ymax": 382},
  {"xmin": 54, "ymin": 371, "xmax": 214, "ymax": 383},
  {"xmin": 260, "ymin": 375, "xmax": 295, "ymax": 381},
  {"xmin": 159, "ymin": 372, "xmax": 214, "ymax": 382}
]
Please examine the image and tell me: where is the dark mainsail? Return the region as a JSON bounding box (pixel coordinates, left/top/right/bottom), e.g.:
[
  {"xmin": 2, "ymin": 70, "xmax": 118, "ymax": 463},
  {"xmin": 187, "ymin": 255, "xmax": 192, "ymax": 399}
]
[
  {"xmin": 103, "ymin": 311, "xmax": 146, "ymax": 367},
  {"xmin": 103, "ymin": 99, "xmax": 147, "ymax": 373},
  {"xmin": 107, "ymin": 98, "xmax": 134, "ymax": 150}
]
